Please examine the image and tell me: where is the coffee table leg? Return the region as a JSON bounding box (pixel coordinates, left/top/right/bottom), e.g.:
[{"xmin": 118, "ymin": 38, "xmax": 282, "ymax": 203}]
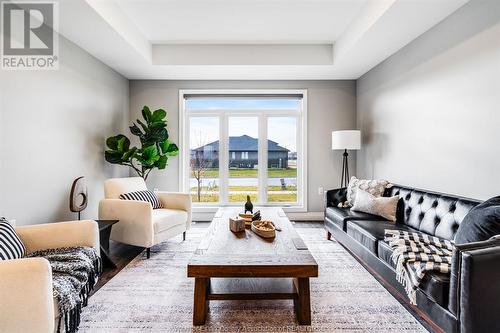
[
  {"xmin": 293, "ymin": 278, "xmax": 311, "ymax": 325},
  {"xmin": 193, "ymin": 278, "xmax": 210, "ymax": 325}
]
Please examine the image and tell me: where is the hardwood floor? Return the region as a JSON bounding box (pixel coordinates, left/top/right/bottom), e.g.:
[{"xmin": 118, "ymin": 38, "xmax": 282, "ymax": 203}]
[
  {"xmin": 93, "ymin": 220, "xmax": 323, "ymax": 294},
  {"xmin": 93, "ymin": 241, "xmax": 143, "ymax": 293}
]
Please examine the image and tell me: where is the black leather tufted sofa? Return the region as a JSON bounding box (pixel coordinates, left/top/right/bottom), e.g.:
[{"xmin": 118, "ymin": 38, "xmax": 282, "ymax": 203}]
[{"xmin": 324, "ymin": 184, "xmax": 500, "ymax": 333}]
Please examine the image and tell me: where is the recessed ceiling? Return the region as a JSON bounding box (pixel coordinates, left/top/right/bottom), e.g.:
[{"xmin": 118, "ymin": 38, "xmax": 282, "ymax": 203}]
[
  {"xmin": 53, "ymin": 0, "xmax": 470, "ymax": 80},
  {"xmin": 114, "ymin": 0, "xmax": 368, "ymax": 43}
]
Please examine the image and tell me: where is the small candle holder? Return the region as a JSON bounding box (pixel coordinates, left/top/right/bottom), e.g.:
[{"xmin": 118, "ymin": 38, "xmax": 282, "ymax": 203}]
[{"xmin": 229, "ymin": 217, "xmax": 246, "ymax": 233}]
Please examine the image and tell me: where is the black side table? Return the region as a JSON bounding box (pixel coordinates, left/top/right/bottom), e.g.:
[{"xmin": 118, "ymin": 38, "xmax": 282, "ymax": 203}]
[{"xmin": 95, "ymin": 220, "xmax": 119, "ymax": 268}]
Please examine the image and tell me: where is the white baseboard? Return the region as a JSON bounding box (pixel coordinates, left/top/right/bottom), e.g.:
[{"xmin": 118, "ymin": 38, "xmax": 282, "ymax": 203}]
[
  {"xmin": 192, "ymin": 212, "xmax": 217, "ymax": 222},
  {"xmin": 193, "ymin": 211, "xmax": 324, "ymax": 222},
  {"xmin": 286, "ymin": 211, "xmax": 324, "ymax": 221}
]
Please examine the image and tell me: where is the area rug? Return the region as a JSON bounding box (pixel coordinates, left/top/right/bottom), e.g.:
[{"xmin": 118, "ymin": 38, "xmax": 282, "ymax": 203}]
[{"xmin": 79, "ymin": 226, "xmax": 427, "ymax": 332}]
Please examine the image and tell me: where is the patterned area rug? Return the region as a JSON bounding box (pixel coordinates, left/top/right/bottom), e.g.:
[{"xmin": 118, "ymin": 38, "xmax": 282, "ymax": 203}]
[{"xmin": 80, "ymin": 227, "xmax": 427, "ymax": 332}]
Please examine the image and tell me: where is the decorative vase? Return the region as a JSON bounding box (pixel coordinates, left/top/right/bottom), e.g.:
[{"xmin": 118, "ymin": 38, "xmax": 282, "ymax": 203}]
[{"xmin": 244, "ymin": 195, "xmax": 253, "ymax": 214}]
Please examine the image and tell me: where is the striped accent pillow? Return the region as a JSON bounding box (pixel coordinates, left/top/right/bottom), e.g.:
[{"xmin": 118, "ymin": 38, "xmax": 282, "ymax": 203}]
[
  {"xmin": 0, "ymin": 217, "xmax": 26, "ymax": 260},
  {"xmin": 119, "ymin": 190, "xmax": 163, "ymax": 209}
]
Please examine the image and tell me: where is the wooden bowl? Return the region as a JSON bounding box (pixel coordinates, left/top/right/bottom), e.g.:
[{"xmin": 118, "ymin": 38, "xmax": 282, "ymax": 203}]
[{"xmin": 251, "ymin": 220, "xmax": 276, "ymax": 238}]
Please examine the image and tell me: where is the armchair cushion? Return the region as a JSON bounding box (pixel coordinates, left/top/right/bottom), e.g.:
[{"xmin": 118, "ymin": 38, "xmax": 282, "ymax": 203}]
[
  {"xmin": 0, "ymin": 218, "xmax": 26, "ymax": 260},
  {"xmin": 120, "ymin": 190, "xmax": 163, "ymax": 209},
  {"xmin": 153, "ymin": 209, "xmax": 189, "ymax": 233}
]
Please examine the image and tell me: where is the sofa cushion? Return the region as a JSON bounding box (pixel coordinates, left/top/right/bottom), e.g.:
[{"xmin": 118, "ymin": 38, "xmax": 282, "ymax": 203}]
[
  {"xmin": 346, "ymin": 220, "xmax": 415, "ymax": 255},
  {"xmin": 378, "ymin": 240, "xmax": 450, "ymax": 307},
  {"xmin": 352, "ymin": 189, "xmax": 399, "ymax": 222},
  {"xmin": 454, "ymin": 196, "xmax": 500, "ymax": 244},
  {"xmin": 345, "ymin": 176, "xmax": 392, "ymax": 207},
  {"xmin": 377, "ymin": 237, "xmax": 395, "ymax": 267},
  {"xmin": 153, "ymin": 209, "xmax": 188, "ymax": 233},
  {"xmin": 325, "ymin": 207, "xmax": 385, "ymax": 231}
]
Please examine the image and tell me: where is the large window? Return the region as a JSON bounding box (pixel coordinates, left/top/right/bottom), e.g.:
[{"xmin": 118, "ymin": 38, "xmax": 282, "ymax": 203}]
[{"xmin": 180, "ymin": 90, "xmax": 307, "ymax": 210}]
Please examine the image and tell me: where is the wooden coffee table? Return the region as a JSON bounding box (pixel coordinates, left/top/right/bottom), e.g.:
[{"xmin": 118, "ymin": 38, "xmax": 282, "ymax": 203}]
[{"xmin": 187, "ymin": 207, "xmax": 318, "ymax": 325}]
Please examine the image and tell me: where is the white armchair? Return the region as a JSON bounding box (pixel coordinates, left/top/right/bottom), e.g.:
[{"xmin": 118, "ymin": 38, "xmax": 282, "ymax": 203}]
[
  {"xmin": 99, "ymin": 177, "xmax": 191, "ymax": 258},
  {"xmin": 0, "ymin": 220, "xmax": 99, "ymax": 333}
]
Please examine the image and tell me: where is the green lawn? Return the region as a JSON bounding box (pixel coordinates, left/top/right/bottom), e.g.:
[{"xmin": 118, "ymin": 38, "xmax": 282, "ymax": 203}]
[
  {"xmin": 189, "ymin": 170, "xmax": 298, "ymax": 203},
  {"xmin": 191, "ymin": 193, "xmax": 297, "ymax": 203},
  {"xmin": 192, "ymin": 168, "xmax": 297, "ymax": 178},
  {"xmin": 190, "ymin": 184, "xmax": 297, "ymax": 203},
  {"xmin": 268, "ymin": 193, "xmax": 297, "ymax": 202}
]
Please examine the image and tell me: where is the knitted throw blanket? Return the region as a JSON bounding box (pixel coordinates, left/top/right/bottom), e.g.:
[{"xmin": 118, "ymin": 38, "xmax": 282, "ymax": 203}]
[
  {"xmin": 28, "ymin": 247, "xmax": 102, "ymax": 333},
  {"xmin": 384, "ymin": 230, "xmax": 454, "ymax": 305}
]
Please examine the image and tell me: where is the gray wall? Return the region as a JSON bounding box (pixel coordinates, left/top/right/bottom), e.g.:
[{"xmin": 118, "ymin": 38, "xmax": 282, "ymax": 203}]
[
  {"xmin": 357, "ymin": 0, "xmax": 500, "ymax": 200},
  {"xmin": 0, "ymin": 35, "xmax": 129, "ymax": 226},
  {"xmin": 129, "ymin": 80, "xmax": 357, "ymax": 213}
]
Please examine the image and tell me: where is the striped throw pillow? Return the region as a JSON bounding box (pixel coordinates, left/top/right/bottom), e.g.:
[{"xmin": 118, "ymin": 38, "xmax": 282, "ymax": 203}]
[
  {"xmin": 119, "ymin": 190, "xmax": 163, "ymax": 209},
  {"xmin": 0, "ymin": 217, "xmax": 26, "ymax": 260}
]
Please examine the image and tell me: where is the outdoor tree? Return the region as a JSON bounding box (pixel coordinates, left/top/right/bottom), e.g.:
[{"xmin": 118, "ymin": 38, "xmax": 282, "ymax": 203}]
[{"xmin": 190, "ymin": 131, "xmax": 210, "ymax": 202}]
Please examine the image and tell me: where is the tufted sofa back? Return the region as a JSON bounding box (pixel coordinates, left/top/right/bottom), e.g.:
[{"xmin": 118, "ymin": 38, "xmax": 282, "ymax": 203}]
[{"xmin": 385, "ymin": 185, "xmax": 480, "ymax": 240}]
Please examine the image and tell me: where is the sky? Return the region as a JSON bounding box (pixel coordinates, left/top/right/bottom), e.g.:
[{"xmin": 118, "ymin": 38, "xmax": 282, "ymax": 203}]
[{"xmin": 188, "ymin": 99, "xmax": 298, "ymax": 152}]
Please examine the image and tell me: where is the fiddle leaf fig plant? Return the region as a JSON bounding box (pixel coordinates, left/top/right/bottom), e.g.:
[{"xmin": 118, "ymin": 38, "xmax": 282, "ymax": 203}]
[{"xmin": 105, "ymin": 106, "xmax": 179, "ymax": 180}]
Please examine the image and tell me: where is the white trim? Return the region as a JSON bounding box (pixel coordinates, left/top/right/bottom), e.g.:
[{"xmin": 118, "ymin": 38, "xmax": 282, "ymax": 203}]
[
  {"xmin": 178, "ymin": 91, "xmax": 186, "ymax": 191},
  {"xmin": 181, "ymin": 89, "xmax": 307, "ymax": 96},
  {"xmin": 258, "ymin": 114, "xmax": 267, "ymax": 204},
  {"xmin": 300, "ymin": 91, "xmax": 308, "ymax": 212},
  {"xmin": 220, "ymin": 113, "xmax": 229, "ymax": 202},
  {"xmin": 179, "ymin": 89, "xmax": 308, "ymax": 211}
]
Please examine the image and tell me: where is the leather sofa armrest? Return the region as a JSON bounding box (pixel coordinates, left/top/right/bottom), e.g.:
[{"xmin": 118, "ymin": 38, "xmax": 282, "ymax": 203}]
[
  {"xmin": 325, "ymin": 187, "xmax": 347, "ymax": 208},
  {"xmin": 0, "ymin": 257, "xmax": 55, "ymax": 333},
  {"xmin": 16, "ymin": 220, "xmax": 100, "ymax": 254},
  {"xmin": 449, "ymin": 237, "xmax": 500, "ymax": 333}
]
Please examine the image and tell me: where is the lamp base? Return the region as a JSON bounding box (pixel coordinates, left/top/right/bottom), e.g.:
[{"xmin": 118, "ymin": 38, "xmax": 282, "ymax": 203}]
[{"xmin": 341, "ymin": 149, "xmax": 350, "ymax": 188}]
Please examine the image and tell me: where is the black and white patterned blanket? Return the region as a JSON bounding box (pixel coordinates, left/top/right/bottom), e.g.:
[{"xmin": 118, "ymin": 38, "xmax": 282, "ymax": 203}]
[
  {"xmin": 384, "ymin": 230, "xmax": 454, "ymax": 305},
  {"xmin": 28, "ymin": 246, "xmax": 102, "ymax": 333}
]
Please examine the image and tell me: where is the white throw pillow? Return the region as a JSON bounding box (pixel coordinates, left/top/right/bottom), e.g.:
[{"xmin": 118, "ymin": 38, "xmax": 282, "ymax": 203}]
[
  {"xmin": 351, "ymin": 189, "xmax": 399, "ymax": 222},
  {"xmin": 344, "ymin": 176, "xmax": 392, "ymax": 207}
]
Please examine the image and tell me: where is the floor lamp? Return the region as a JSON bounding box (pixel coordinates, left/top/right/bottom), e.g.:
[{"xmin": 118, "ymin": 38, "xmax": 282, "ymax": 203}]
[{"xmin": 332, "ymin": 130, "xmax": 361, "ymax": 188}]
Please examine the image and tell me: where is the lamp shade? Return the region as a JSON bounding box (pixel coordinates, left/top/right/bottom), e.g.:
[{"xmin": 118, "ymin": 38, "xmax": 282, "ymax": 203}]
[{"xmin": 331, "ymin": 130, "xmax": 361, "ymax": 150}]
